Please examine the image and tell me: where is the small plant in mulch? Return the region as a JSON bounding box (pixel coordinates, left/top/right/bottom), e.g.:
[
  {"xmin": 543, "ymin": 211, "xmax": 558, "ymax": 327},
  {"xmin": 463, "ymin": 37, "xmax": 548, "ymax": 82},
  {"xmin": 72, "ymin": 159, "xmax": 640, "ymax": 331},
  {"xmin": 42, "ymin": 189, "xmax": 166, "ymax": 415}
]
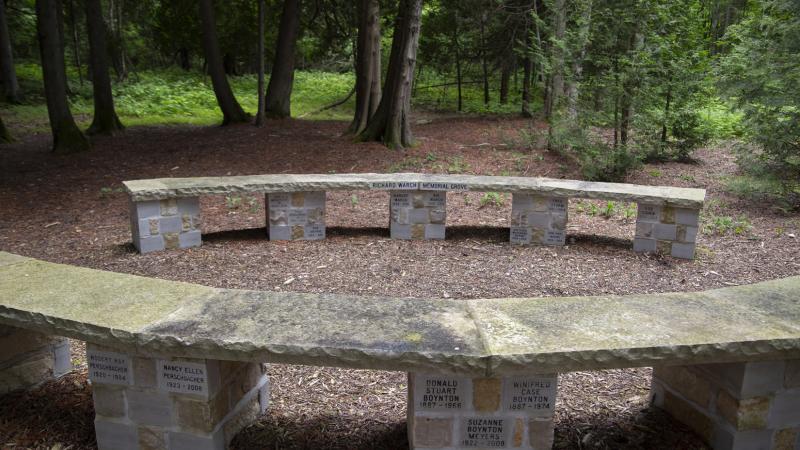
[{"xmin": 479, "ymin": 192, "xmax": 506, "ymax": 208}]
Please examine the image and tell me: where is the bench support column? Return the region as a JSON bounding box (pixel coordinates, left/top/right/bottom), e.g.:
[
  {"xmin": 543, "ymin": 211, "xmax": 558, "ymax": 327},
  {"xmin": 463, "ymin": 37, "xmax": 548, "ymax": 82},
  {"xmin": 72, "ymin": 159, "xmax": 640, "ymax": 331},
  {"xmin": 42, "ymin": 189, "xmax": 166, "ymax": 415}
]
[
  {"xmin": 87, "ymin": 344, "xmax": 268, "ymax": 450},
  {"xmin": 510, "ymin": 194, "xmax": 568, "ymax": 246},
  {"xmin": 634, "ymin": 203, "xmax": 699, "ymax": 259},
  {"xmin": 0, "ymin": 325, "xmax": 70, "ymax": 393},
  {"xmin": 130, "ymin": 197, "xmax": 202, "ymax": 254},
  {"xmin": 651, "ymin": 360, "xmax": 800, "ymax": 449},
  {"xmin": 266, "ymin": 192, "xmax": 326, "ymax": 240},
  {"xmin": 408, "ymin": 372, "xmax": 557, "ymax": 450},
  {"xmin": 390, "ymin": 191, "xmax": 446, "ymax": 240}
]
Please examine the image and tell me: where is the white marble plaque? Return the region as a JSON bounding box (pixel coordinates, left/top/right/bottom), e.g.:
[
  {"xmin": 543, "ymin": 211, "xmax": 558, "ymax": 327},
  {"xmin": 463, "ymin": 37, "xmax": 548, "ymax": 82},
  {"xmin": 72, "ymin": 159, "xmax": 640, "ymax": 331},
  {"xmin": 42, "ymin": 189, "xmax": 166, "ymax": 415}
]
[
  {"xmin": 543, "ymin": 229, "xmax": 565, "ymax": 246},
  {"xmin": 503, "ymin": 375, "xmax": 557, "ymax": 416},
  {"xmin": 88, "ymin": 350, "xmax": 132, "ymax": 386},
  {"xmin": 460, "ymin": 417, "xmax": 511, "ymax": 448},
  {"xmin": 414, "ymin": 374, "xmax": 472, "ymax": 411},
  {"xmin": 424, "ymin": 192, "xmax": 446, "ymax": 207},
  {"xmin": 268, "ymin": 193, "xmax": 290, "ymax": 209},
  {"xmin": 157, "ymin": 360, "xmax": 210, "ymax": 396}
]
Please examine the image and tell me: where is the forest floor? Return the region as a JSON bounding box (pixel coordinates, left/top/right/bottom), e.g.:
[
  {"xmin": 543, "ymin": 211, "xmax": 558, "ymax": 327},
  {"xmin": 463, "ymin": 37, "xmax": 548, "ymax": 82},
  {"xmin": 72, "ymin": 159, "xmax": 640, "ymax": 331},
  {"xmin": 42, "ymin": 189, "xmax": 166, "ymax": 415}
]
[{"xmin": 0, "ymin": 115, "xmax": 799, "ymax": 449}]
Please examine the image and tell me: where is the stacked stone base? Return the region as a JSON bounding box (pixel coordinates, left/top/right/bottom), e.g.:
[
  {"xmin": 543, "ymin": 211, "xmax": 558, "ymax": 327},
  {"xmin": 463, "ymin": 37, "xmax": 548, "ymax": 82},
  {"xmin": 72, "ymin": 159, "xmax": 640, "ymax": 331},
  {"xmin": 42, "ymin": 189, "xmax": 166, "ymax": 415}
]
[
  {"xmin": 510, "ymin": 195, "xmax": 568, "ymax": 246},
  {"xmin": 266, "ymin": 191, "xmax": 326, "ymax": 240},
  {"xmin": 408, "ymin": 372, "xmax": 557, "ymax": 449},
  {"xmin": 390, "ymin": 191, "xmax": 447, "ymax": 240},
  {"xmin": 88, "ymin": 345, "xmax": 268, "ymax": 450},
  {"xmin": 130, "ymin": 198, "xmax": 201, "ymax": 253},
  {"xmin": 0, "ymin": 325, "xmax": 70, "ymax": 394},
  {"xmin": 651, "ymin": 360, "xmax": 800, "ymax": 449},
  {"xmin": 634, "ymin": 203, "xmax": 699, "ymax": 259}
]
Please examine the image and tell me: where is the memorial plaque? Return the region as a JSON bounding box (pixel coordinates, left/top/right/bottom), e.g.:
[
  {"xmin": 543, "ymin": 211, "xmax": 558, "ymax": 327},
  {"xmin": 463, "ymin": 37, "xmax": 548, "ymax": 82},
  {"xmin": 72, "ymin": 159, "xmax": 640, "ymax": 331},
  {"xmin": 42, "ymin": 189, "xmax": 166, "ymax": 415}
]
[
  {"xmin": 503, "ymin": 375, "xmax": 557, "ymax": 416},
  {"xmin": 157, "ymin": 360, "xmax": 210, "ymax": 397},
  {"xmin": 548, "ymin": 198, "xmax": 567, "ymax": 213},
  {"xmin": 88, "ymin": 350, "xmax": 132, "ymax": 386},
  {"xmin": 268, "ymin": 193, "xmax": 290, "ymax": 209},
  {"xmin": 510, "ymin": 227, "xmax": 531, "ymax": 244},
  {"xmin": 288, "ymin": 209, "xmax": 309, "ymax": 225},
  {"xmin": 414, "ymin": 374, "xmax": 472, "ymax": 411},
  {"xmin": 460, "ymin": 417, "xmax": 510, "ymax": 448},
  {"xmin": 447, "ymin": 183, "xmax": 469, "ymax": 191},
  {"xmin": 391, "ymin": 192, "xmax": 412, "ymax": 208},
  {"xmin": 371, "ymin": 181, "xmax": 420, "ymax": 190},
  {"xmin": 543, "ymin": 229, "xmax": 565, "ymax": 246},
  {"xmin": 305, "ymin": 224, "xmax": 325, "ymax": 240},
  {"xmin": 637, "ymin": 204, "xmax": 659, "ymax": 222},
  {"xmin": 420, "ymin": 182, "xmax": 450, "ymax": 191},
  {"xmin": 425, "ymin": 192, "xmax": 446, "ymax": 207}
]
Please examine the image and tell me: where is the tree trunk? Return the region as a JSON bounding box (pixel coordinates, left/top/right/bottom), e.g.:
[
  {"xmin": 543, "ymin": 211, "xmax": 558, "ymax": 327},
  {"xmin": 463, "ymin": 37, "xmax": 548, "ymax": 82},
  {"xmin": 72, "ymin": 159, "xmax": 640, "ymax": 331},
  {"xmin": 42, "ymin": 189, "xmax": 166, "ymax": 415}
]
[
  {"xmin": 348, "ymin": 0, "xmax": 381, "ymax": 135},
  {"xmin": 565, "ymin": 0, "xmax": 592, "ymax": 120},
  {"xmin": 455, "ymin": 46, "xmax": 463, "ymax": 112},
  {"xmin": 0, "ymin": 0, "xmax": 22, "ymax": 103},
  {"xmin": 620, "ymin": 30, "xmax": 643, "ymax": 147},
  {"xmin": 546, "ymin": 0, "xmax": 566, "ymax": 119},
  {"xmin": 521, "ymin": 2, "xmax": 532, "ymax": 118},
  {"xmin": 265, "ymin": 0, "xmax": 300, "ymax": 118},
  {"xmin": 0, "ymin": 113, "xmax": 11, "ymax": 143},
  {"xmin": 199, "ymin": 0, "xmax": 249, "ymax": 125},
  {"xmin": 107, "ymin": 0, "xmax": 127, "ymax": 81},
  {"xmin": 178, "ymin": 47, "xmax": 190, "ymax": 70},
  {"xmin": 499, "ymin": 60, "xmax": 511, "ymax": 105},
  {"xmin": 357, "ymin": 0, "xmax": 422, "ymax": 149},
  {"xmin": 660, "ymin": 76, "xmax": 672, "ymax": 144},
  {"xmin": 255, "ymin": 0, "xmax": 266, "ymax": 127},
  {"xmin": 85, "ymin": 0, "xmax": 123, "ymax": 135},
  {"xmin": 67, "ymin": 0, "xmax": 82, "ymax": 86},
  {"xmin": 480, "ymin": 11, "xmax": 489, "ymax": 105},
  {"xmin": 36, "ymin": 0, "xmax": 90, "ymax": 153}
]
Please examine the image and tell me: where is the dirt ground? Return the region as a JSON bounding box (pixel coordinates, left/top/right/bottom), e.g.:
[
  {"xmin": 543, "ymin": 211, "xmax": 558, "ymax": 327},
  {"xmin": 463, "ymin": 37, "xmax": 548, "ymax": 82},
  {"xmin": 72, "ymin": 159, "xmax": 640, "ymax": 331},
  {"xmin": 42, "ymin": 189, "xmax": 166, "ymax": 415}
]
[{"xmin": 0, "ymin": 116, "xmax": 798, "ymax": 449}]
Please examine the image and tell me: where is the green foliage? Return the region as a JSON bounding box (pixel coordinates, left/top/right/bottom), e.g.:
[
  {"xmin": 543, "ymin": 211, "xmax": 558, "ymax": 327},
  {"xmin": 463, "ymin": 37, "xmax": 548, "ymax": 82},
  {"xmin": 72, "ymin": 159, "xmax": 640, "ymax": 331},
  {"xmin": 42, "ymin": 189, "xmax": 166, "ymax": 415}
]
[
  {"xmin": 718, "ymin": 0, "xmax": 800, "ymax": 208},
  {"xmin": 446, "ymin": 156, "xmax": 470, "ymax": 174},
  {"xmin": 479, "ymin": 192, "xmax": 505, "ymax": 208},
  {"xmin": 547, "ymin": 121, "xmax": 641, "ymax": 182},
  {"xmin": 702, "ymin": 213, "xmax": 752, "ymax": 236}
]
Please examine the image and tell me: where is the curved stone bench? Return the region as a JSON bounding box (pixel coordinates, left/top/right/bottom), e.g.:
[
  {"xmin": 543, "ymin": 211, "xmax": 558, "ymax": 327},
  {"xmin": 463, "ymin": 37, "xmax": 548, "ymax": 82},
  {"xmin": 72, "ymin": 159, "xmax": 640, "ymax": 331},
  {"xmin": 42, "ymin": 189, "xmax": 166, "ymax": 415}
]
[
  {"xmin": 1, "ymin": 252, "xmax": 797, "ymax": 449},
  {"xmin": 124, "ymin": 173, "xmax": 706, "ymax": 258}
]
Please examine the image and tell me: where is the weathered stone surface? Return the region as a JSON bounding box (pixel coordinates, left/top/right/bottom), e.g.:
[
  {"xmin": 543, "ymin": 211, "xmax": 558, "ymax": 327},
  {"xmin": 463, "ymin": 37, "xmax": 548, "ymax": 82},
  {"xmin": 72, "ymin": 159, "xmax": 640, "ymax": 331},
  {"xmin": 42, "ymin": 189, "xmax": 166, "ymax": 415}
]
[
  {"xmin": 124, "ymin": 173, "xmax": 705, "ymax": 208},
  {"xmin": 1, "ymin": 253, "xmax": 799, "ymax": 377}
]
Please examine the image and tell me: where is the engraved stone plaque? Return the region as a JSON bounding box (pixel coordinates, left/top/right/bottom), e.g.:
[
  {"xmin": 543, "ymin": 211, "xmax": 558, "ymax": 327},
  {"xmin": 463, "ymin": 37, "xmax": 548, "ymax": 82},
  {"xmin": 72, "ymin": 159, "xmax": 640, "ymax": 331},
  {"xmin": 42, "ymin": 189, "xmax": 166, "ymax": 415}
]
[
  {"xmin": 460, "ymin": 417, "xmax": 511, "ymax": 448},
  {"xmin": 305, "ymin": 224, "xmax": 325, "ymax": 240},
  {"xmin": 420, "ymin": 182, "xmax": 450, "ymax": 191},
  {"xmin": 88, "ymin": 350, "xmax": 132, "ymax": 386},
  {"xmin": 510, "ymin": 227, "xmax": 531, "ymax": 244},
  {"xmin": 268, "ymin": 193, "xmax": 290, "ymax": 209},
  {"xmin": 391, "ymin": 192, "xmax": 412, "ymax": 208},
  {"xmin": 637, "ymin": 204, "xmax": 659, "ymax": 222},
  {"xmin": 503, "ymin": 375, "xmax": 557, "ymax": 416},
  {"xmin": 371, "ymin": 181, "xmax": 420, "ymax": 190},
  {"xmin": 414, "ymin": 374, "xmax": 472, "ymax": 411},
  {"xmin": 543, "ymin": 230, "xmax": 565, "ymax": 246},
  {"xmin": 288, "ymin": 209, "xmax": 309, "ymax": 225},
  {"xmin": 548, "ymin": 198, "xmax": 567, "ymax": 213},
  {"xmin": 157, "ymin": 360, "xmax": 209, "ymax": 397}
]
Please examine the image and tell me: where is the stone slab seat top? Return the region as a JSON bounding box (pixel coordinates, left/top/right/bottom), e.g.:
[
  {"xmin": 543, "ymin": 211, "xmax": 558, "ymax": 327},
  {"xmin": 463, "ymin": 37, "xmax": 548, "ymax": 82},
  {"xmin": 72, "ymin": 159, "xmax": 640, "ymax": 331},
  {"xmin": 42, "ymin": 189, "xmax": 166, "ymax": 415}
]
[
  {"xmin": 123, "ymin": 173, "xmax": 706, "ymax": 208},
  {"xmin": 1, "ymin": 252, "xmax": 797, "ymax": 377}
]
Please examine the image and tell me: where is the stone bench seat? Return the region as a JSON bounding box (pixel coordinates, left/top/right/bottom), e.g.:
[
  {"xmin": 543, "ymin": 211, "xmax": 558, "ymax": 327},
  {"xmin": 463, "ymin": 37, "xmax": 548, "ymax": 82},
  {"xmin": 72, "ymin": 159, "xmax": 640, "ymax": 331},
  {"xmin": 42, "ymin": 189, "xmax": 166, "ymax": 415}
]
[
  {"xmin": 1, "ymin": 252, "xmax": 799, "ymax": 450},
  {"xmin": 123, "ymin": 173, "xmax": 706, "ymax": 258}
]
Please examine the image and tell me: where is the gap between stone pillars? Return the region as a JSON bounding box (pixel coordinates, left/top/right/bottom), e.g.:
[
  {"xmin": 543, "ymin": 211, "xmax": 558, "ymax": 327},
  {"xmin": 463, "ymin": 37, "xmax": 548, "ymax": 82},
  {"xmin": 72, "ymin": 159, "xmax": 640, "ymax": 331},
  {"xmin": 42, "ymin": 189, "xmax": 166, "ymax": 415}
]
[
  {"xmin": 87, "ymin": 344, "xmax": 268, "ymax": 450},
  {"xmin": 408, "ymin": 372, "xmax": 557, "ymax": 450},
  {"xmin": 0, "ymin": 325, "xmax": 70, "ymax": 394},
  {"xmin": 650, "ymin": 360, "xmax": 800, "ymax": 449}
]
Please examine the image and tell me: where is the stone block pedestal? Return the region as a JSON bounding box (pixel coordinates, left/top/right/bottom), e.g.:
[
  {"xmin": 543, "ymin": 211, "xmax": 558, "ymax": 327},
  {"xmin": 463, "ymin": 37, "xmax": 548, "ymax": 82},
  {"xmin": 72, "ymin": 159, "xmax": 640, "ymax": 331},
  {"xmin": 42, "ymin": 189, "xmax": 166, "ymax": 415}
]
[
  {"xmin": 130, "ymin": 198, "xmax": 202, "ymax": 254},
  {"xmin": 408, "ymin": 372, "xmax": 557, "ymax": 449},
  {"xmin": 0, "ymin": 325, "xmax": 70, "ymax": 394},
  {"xmin": 390, "ymin": 191, "xmax": 446, "ymax": 240},
  {"xmin": 87, "ymin": 345, "xmax": 269, "ymax": 450},
  {"xmin": 266, "ymin": 192, "xmax": 326, "ymax": 240},
  {"xmin": 510, "ymin": 194, "xmax": 568, "ymax": 246},
  {"xmin": 651, "ymin": 359, "xmax": 800, "ymax": 449},
  {"xmin": 634, "ymin": 203, "xmax": 699, "ymax": 259}
]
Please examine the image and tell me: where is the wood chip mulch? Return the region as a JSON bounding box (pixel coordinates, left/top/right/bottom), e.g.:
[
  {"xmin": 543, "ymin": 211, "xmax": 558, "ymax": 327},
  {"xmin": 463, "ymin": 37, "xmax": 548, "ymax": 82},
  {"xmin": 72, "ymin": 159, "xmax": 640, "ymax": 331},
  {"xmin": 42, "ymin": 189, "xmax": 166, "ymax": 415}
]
[{"xmin": 1, "ymin": 116, "xmax": 798, "ymax": 449}]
